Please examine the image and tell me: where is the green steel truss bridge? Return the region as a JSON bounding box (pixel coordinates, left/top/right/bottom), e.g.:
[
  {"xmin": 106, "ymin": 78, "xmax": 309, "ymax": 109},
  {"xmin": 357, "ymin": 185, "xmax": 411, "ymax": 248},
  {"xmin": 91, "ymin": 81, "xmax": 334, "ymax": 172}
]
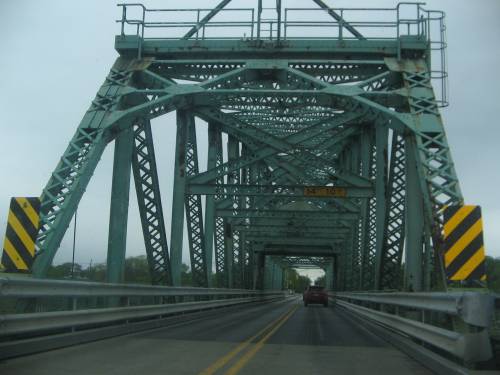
[
  {"xmin": 30, "ymin": 0, "xmax": 458, "ymax": 292},
  {"xmin": 0, "ymin": 2, "xmax": 497, "ymax": 371}
]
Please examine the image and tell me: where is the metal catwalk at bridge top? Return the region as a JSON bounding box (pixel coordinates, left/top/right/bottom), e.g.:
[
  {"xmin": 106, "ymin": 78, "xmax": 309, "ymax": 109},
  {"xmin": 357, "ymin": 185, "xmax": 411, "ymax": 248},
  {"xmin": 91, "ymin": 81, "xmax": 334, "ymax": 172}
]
[{"xmin": 3, "ymin": 0, "xmax": 487, "ymax": 291}]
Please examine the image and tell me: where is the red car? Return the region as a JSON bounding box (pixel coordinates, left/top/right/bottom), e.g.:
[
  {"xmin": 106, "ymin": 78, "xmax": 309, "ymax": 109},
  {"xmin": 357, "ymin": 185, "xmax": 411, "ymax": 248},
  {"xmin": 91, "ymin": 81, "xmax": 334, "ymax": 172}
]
[{"xmin": 303, "ymin": 286, "xmax": 328, "ymax": 307}]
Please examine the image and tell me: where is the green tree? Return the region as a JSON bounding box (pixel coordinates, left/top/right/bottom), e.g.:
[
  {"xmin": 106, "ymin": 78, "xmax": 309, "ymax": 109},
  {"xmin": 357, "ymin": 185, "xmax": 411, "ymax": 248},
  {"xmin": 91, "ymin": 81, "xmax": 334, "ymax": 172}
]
[
  {"xmin": 485, "ymin": 256, "xmax": 500, "ymax": 292},
  {"xmin": 82, "ymin": 262, "xmax": 106, "ymax": 282},
  {"xmin": 47, "ymin": 262, "xmax": 82, "ymax": 279},
  {"xmin": 285, "ymin": 268, "xmax": 311, "ymax": 292},
  {"xmin": 124, "ymin": 255, "xmax": 151, "ymax": 284},
  {"xmin": 181, "ymin": 263, "xmax": 193, "ymax": 286}
]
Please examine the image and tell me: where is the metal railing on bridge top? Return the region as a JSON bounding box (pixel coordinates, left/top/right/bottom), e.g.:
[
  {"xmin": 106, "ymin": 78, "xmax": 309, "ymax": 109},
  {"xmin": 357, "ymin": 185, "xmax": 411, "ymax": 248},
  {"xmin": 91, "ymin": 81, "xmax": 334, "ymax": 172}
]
[
  {"xmin": 0, "ymin": 276, "xmax": 286, "ymax": 358},
  {"xmin": 116, "ymin": 2, "xmax": 448, "ymax": 105},
  {"xmin": 117, "ymin": 2, "xmax": 440, "ymax": 42},
  {"xmin": 332, "ymin": 291, "xmax": 495, "ymax": 367}
]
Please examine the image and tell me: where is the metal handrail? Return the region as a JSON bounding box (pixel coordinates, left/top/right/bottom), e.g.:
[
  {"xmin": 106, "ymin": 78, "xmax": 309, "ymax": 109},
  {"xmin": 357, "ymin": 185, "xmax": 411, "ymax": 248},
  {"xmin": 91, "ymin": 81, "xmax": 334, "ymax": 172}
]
[
  {"xmin": 0, "ymin": 277, "xmax": 286, "ymax": 338},
  {"xmin": 115, "ymin": 2, "xmax": 448, "ymax": 107},
  {"xmin": 0, "ymin": 296, "xmax": 281, "ymax": 337},
  {"xmin": 332, "ymin": 291, "xmax": 495, "ymax": 363},
  {"xmin": 0, "ymin": 277, "xmax": 262, "ymax": 298},
  {"xmin": 116, "ymin": 2, "xmax": 431, "ymax": 42},
  {"xmin": 335, "ymin": 291, "xmax": 494, "ymax": 327}
]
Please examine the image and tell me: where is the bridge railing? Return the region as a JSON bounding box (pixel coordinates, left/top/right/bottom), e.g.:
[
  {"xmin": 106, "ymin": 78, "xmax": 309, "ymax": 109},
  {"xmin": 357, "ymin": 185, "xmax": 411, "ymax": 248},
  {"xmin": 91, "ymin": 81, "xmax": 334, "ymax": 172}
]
[
  {"xmin": 0, "ymin": 277, "xmax": 285, "ymax": 340},
  {"xmin": 116, "ymin": 2, "xmax": 435, "ymax": 42},
  {"xmin": 332, "ymin": 291, "xmax": 494, "ymax": 365},
  {"xmin": 115, "ymin": 2, "xmax": 448, "ymax": 105}
]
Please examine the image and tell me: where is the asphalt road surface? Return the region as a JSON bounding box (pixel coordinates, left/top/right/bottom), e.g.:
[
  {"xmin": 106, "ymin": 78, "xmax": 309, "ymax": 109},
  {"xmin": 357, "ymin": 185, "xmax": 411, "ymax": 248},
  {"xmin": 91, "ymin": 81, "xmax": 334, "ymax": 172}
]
[{"xmin": 0, "ymin": 297, "xmax": 432, "ymax": 375}]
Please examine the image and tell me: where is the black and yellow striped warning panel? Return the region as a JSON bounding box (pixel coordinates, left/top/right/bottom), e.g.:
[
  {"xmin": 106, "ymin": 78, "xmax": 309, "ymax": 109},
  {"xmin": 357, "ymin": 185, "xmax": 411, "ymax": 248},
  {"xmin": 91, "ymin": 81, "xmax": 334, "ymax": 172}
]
[
  {"xmin": 443, "ymin": 205, "xmax": 486, "ymax": 282},
  {"xmin": 1, "ymin": 197, "xmax": 41, "ymax": 272}
]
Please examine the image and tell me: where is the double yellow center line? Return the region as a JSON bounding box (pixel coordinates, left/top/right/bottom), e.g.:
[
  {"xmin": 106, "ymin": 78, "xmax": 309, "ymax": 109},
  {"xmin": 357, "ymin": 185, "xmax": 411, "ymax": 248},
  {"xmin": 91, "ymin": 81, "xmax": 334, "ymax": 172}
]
[{"xmin": 199, "ymin": 304, "xmax": 299, "ymax": 375}]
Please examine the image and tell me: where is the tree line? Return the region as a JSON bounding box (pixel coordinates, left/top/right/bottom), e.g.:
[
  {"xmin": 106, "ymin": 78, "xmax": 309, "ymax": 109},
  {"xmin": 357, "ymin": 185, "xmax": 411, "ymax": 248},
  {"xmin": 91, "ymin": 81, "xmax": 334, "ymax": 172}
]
[
  {"xmin": 44, "ymin": 254, "xmax": 500, "ymax": 291},
  {"xmin": 46, "ymin": 255, "xmax": 314, "ymax": 290}
]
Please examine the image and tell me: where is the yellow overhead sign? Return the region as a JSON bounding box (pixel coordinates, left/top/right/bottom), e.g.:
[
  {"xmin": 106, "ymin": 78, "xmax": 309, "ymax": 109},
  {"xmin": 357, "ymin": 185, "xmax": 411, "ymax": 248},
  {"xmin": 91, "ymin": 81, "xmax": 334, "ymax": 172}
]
[{"xmin": 304, "ymin": 187, "xmax": 347, "ymax": 198}]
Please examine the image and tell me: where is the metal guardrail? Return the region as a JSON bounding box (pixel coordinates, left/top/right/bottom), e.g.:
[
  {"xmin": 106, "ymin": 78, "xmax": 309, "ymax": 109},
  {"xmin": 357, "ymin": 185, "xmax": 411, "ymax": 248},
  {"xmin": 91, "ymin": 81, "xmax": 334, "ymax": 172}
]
[
  {"xmin": 0, "ymin": 277, "xmax": 285, "ymax": 337},
  {"xmin": 332, "ymin": 291, "xmax": 494, "ymax": 364},
  {"xmin": 116, "ymin": 2, "xmax": 436, "ymax": 42},
  {"xmin": 0, "ymin": 277, "xmax": 262, "ymax": 298}
]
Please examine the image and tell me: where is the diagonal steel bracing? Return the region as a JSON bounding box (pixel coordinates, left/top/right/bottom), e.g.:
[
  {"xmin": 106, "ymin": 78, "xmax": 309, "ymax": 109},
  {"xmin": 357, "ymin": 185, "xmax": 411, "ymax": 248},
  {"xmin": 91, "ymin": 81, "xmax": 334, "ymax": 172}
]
[{"xmin": 132, "ymin": 120, "xmax": 172, "ymax": 285}]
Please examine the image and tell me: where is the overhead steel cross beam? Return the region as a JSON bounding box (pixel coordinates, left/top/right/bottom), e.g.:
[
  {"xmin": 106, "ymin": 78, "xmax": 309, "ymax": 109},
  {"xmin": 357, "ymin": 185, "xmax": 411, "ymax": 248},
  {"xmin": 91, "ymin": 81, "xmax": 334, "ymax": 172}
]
[
  {"xmin": 216, "ymin": 209, "xmax": 359, "ymax": 220},
  {"xmin": 182, "ymin": 0, "xmax": 232, "ymax": 39},
  {"xmin": 192, "ymin": 109, "xmax": 366, "ymax": 184},
  {"xmin": 188, "ymin": 184, "xmax": 373, "ymax": 198}
]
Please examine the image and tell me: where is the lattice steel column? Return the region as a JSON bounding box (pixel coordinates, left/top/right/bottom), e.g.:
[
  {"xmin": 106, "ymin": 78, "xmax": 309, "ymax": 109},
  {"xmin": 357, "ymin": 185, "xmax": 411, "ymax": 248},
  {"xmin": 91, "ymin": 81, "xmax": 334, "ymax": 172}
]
[
  {"xmin": 397, "ymin": 59, "xmax": 463, "ymax": 289},
  {"xmin": 225, "ymin": 135, "xmax": 241, "ymax": 288},
  {"xmin": 376, "ymin": 132, "xmax": 406, "ymax": 290},
  {"xmin": 132, "ymin": 120, "xmax": 172, "ymax": 285},
  {"xmin": 204, "ymin": 122, "xmax": 218, "ymax": 287},
  {"xmin": 184, "ymin": 114, "xmax": 209, "ymax": 287},
  {"xmin": 359, "ymin": 128, "xmax": 374, "ymax": 289},
  {"xmin": 212, "ymin": 128, "xmax": 228, "ymax": 287}
]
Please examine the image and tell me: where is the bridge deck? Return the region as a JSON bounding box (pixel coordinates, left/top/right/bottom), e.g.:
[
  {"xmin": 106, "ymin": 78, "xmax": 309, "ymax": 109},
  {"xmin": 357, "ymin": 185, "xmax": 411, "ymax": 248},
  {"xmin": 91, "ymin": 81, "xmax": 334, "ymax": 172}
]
[{"xmin": 0, "ymin": 298, "xmax": 431, "ymax": 374}]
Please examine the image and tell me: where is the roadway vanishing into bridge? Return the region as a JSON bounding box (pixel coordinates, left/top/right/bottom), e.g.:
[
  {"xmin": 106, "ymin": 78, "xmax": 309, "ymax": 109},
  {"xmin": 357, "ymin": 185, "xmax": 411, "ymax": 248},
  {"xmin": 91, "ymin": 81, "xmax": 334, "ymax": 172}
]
[{"xmin": 0, "ymin": 298, "xmax": 431, "ymax": 375}]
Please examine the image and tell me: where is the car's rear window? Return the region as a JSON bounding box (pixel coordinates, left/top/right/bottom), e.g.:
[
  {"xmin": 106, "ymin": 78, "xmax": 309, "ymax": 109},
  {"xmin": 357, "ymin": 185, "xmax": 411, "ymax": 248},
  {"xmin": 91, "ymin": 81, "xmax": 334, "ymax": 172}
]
[{"xmin": 309, "ymin": 286, "xmax": 324, "ymax": 291}]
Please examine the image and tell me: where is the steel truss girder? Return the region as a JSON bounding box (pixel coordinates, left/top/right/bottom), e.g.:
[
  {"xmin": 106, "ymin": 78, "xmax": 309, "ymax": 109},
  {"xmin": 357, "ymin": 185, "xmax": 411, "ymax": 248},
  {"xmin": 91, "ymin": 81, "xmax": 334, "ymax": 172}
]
[
  {"xmin": 32, "ymin": 61, "xmax": 134, "ymax": 276},
  {"xmin": 148, "ymin": 59, "xmax": 387, "ymax": 85},
  {"xmin": 238, "ymin": 227, "xmax": 349, "ymax": 237},
  {"xmin": 273, "ymin": 255, "xmax": 332, "ymax": 269},
  {"xmin": 261, "ymin": 245, "xmax": 338, "ymax": 256},
  {"xmin": 215, "ymin": 209, "xmax": 359, "ymax": 221},
  {"xmin": 250, "ymin": 237, "xmax": 344, "ymax": 246},
  {"xmin": 30, "ymin": 23, "xmax": 463, "ymax": 298},
  {"xmin": 132, "ymin": 120, "xmax": 172, "ymax": 285}
]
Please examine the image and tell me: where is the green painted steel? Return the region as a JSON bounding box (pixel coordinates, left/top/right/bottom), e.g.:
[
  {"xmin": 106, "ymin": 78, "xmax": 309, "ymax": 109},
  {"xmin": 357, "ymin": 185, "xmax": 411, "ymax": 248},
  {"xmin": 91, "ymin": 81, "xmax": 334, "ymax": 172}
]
[
  {"xmin": 376, "ymin": 132, "xmax": 406, "ymax": 290},
  {"xmin": 184, "ymin": 113, "xmax": 209, "ymax": 287},
  {"xmin": 132, "ymin": 120, "xmax": 172, "ymax": 285},
  {"xmin": 107, "ymin": 127, "xmax": 134, "ymax": 283},
  {"xmin": 23, "ymin": 2, "xmax": 472, "ymax": 293},
  {"xmin": 170, "ymin": 110, "xmax": 188, "ymax": 286}
]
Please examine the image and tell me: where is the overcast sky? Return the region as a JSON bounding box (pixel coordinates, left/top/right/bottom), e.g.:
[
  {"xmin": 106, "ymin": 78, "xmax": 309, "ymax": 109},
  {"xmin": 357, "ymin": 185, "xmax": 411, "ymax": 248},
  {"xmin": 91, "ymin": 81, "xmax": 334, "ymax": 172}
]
[{"xmin": 1, "ymin": 0, "xmax": 499, "ymax": 279}]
